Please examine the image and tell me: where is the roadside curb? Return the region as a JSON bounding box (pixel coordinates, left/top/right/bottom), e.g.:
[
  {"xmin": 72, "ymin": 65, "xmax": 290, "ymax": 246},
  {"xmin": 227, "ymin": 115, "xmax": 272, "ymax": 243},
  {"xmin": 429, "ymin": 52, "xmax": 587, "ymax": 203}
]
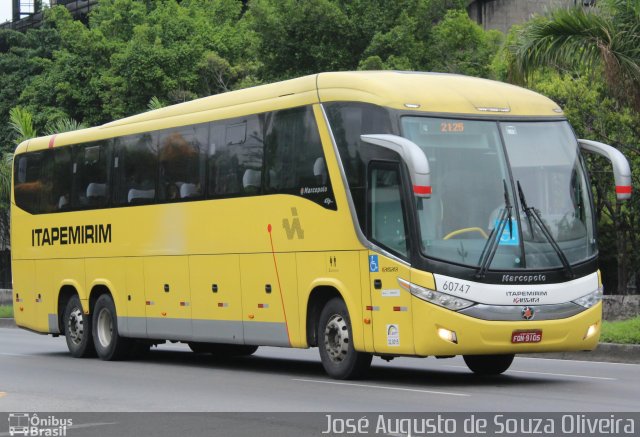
[
  {"xmin": 521, "ymin": 343, "xmax": 640, "ymax": 364},
  {"xmin": 0, "ymin": 318, "xmax": 17, "ymax": 329}
]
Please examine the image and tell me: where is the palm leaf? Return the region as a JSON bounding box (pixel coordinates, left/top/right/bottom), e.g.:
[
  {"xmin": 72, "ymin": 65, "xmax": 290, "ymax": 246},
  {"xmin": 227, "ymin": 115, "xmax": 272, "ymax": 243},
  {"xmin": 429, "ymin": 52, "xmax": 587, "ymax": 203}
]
[{"xmin": 45, "ymin": 117, "xmax": 88, "ymax": 135}]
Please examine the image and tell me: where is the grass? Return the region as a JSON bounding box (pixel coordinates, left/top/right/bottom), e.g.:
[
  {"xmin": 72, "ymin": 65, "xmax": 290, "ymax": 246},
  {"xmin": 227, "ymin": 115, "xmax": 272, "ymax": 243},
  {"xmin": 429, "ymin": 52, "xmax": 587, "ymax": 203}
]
[
  {"xmin": 0, "ymin": 305, "xmax": 13, "ymax": 318},
  {"xmin": 601, "ymin": 316, "xmax": 640, "ymax": 345}
]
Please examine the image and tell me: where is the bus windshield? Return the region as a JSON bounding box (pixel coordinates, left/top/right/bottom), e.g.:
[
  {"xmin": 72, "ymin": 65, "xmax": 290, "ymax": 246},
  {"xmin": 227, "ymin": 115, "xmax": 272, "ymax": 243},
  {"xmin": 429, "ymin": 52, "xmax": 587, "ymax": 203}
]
[{"xmin": 401, "ymin": 117, "xmax": 596, "ymax": 270}]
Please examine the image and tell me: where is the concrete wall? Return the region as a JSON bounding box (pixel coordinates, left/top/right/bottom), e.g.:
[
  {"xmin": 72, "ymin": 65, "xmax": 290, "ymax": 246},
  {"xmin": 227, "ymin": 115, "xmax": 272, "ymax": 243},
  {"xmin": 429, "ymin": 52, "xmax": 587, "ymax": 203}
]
[
  {"xmin": 467, "ymin": 0, "xmax": 592, "ymax": 33},
  {"xmin": 603, "ymin": 295, "xmax": 640, "ymax": 321},
  {"xmin": 0, "ymin": 289, "xmax": 12, "ymax": 307}
]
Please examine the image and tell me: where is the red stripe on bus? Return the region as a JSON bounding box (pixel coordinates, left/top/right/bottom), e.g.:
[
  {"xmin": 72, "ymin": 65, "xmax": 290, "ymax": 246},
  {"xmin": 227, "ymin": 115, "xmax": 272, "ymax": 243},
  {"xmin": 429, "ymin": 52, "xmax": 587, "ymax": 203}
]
[
  {"xmin": 616, "ymin": 186, "xmax": 632, "ymax": 194},
  {"xmin": 48, "ymin": 135, "xmax": 57, "ymax": 149},
  {"xmin": 413, "ymin": 185, "xmax": 432, "ymax": 195}
]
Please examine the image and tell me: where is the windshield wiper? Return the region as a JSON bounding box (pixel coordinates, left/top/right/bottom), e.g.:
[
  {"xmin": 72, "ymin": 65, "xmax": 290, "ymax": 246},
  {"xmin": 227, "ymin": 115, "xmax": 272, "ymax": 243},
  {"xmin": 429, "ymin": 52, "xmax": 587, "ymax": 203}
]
[
  {"xmin": 516, "ymin": 181, "xmax": 575, "ymax": 279},
  {"xmin": 476, "ymin": 180, "xmax": 513, "ymax": 279}
]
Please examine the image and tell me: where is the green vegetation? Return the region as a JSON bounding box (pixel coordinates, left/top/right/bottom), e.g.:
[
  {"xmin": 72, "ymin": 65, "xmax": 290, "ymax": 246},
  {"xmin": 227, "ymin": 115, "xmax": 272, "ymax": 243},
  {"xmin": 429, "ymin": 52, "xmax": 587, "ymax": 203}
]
[
  {"xmin": 0, "ymin": 0, "xmax": 638, "ymax": 295},
  {"xmin": 0, "ymin": 305, "xmax": 13, "ymax": 319},
  {"xmin": 601, "ymin": 316, "xmax": 640, "ymax": 345},
  {"xmin": 507, "ymin": 0, "xmax": 640, "ymax": 294}
]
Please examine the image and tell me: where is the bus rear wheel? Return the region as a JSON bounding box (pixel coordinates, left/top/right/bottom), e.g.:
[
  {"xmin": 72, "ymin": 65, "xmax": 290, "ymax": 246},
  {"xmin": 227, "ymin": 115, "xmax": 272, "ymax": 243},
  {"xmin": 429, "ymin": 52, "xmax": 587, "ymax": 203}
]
[
  {"xmin": 318, "ymin": 298, "xmax": 372, "ymax": 380},
  {"xmin": 92, "ymin": 294, "xmax": 132, "ymax": 361},
  {"xmin": 63, "ymin": 295, "xmax": 95, "ymax": 358},
  {"xmin": 463, "ymin": 354, "xmax": 515, "ymax": 375}
]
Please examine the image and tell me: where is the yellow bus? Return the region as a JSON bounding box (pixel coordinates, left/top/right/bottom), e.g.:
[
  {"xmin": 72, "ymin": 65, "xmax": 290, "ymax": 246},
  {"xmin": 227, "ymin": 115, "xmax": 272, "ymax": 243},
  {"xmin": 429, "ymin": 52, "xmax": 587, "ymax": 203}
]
[{"xmin": 11, "ymin": 72, "xmax": 631, "ymax": 379}]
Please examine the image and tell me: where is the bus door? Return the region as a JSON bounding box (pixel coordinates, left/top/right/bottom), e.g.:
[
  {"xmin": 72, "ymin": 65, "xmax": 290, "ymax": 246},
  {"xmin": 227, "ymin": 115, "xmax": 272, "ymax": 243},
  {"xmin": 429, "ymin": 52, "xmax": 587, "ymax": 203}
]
[{"xmin": 367, "ymin": 162, "xmax": 415, "ymax": 355}]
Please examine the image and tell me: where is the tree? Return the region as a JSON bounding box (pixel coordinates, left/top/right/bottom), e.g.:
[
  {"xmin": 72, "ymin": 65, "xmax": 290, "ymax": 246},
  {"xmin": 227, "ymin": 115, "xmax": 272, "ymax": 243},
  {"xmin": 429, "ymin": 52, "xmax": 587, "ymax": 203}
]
[
  {"xmin": 427, "ymin": 9, "xmax": 503, "ymax": 77},
  {"xmin": 512, "ymin": 0, "xmax": 640, "ymax": 111},
  {"xmin": 0, "ymin": 107, "xmax": 39, "ymax": 255}
]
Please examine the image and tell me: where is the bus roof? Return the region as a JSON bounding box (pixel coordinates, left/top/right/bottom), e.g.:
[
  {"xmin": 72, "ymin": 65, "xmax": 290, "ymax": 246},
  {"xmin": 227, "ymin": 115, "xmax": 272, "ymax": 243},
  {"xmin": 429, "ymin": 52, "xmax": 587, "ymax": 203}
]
[{"xmin": 18, "ymin": 71, "xmax": 564, "ymax": 154}]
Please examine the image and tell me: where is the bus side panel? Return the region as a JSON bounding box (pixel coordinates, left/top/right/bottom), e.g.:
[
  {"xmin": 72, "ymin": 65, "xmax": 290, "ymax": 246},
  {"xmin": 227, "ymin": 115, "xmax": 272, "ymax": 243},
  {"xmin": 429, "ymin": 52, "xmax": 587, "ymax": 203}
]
[
  {"xmin": 190, "ymin": 254, "xmax": 244, "ymax": 344},
  {"xmin": 296, "ymin": 251, "xmax": 365, "ymax": 351},
  {"xmin": 123, "ymin": 257, "xmax": 147, "ymax": 338},
  {"xmin": 12, "ymin": 260, "xmax": 37, "ymax": 331},
  {"xmin": 144, "ymin": 256, "xmax": 192, "ymax": 340},
  {"xmin": 368, "ymin": 253, "xmax": 414, "ymax": 355},
  {"xmin": 241, "ymin": 253, "xmax": 299, "ymax": 347},
  {"xmin": 359, "ymin": 251, "xmax": 374, "ymax": 352},
  {"xmin": 36, "ymin": 259, "xmax": 85, "ymax": 334},
  {"xmin": 85, "ymin": 257, "xmax": 127, "ymax": 334}
]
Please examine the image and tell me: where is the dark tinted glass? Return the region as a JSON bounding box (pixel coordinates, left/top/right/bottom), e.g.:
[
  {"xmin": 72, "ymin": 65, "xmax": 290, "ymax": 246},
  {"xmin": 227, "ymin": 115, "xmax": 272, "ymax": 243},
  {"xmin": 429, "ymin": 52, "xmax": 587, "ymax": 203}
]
[
  {"xmin": 14, "ymin": 151, "xmax": 49, "ymax": 214},
  {"xmin": 158, "ymin": 125, "xmax": 207, "ymax": 201},
  {"xmin": 72, "ymin": 141, "xmax": 111, "ymax": 209},
  {"xmin": 208, "ymin": 115, "xmax": 263, "ymax": 197},
  {"xmin": 113, "ymin": 133, "xmax": 158, "ymax": 205},
  {"xmin": 369, "ymin": 164, "xmax": 408, "ymax": 257},
  {"xmin": 50, "ymin": 147, "xmax": 73, "ymax": 211},
  {"xmin": 264, "ymin": 106, "xmax": 335, "ymax": 209},
  {"xmin": 325, "ymin": 103, "xmax": 393, "ymax": 228}
]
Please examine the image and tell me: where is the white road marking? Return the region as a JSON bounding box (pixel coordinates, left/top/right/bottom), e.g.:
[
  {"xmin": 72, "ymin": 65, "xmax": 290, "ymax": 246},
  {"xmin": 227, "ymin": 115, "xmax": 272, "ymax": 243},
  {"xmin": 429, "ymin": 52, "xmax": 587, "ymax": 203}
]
[
  {"xmin": 518, "ymin": 356, "xmax": 640, "ymax": 367},
  {"xmin": 443, "ymin": 365, "xmax": 616, "ymax": 380},
  {"xmin": 507, "ymin": 369, "xmax": 616, "ymax": 380},
  {"xmin": 0, "ymin": 352, "xmax": 29, "ymax": 357},
  {"xmin": 293, "ymin": 378, "xmax": 470, "ymax": 397}
]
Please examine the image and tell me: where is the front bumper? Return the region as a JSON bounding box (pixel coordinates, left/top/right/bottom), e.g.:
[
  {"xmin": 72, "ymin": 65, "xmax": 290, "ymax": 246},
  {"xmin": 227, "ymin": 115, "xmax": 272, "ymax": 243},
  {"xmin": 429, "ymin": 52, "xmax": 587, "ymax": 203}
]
[{"xmin": 412, "ymin": 298, "xmax": 601, "ymax": 356}]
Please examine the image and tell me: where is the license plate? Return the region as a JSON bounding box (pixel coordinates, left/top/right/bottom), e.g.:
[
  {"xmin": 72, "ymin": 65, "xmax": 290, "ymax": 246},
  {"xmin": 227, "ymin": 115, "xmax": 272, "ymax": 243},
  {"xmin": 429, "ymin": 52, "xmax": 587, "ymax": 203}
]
[{"xmin": 511, "ymin": 330, "xmax": 542, "ymax": 344}]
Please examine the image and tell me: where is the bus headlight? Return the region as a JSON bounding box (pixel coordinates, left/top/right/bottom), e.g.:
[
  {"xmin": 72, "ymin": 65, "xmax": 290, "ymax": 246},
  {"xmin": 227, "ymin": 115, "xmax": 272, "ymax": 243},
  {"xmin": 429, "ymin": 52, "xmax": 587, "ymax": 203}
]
[
  {"xmin": 572, "ymin": 287, "xmax": 603, "ymax": 309},
  {"xmin": 398, "ymin": 278, "xmax": 474, "ymax": 311}
]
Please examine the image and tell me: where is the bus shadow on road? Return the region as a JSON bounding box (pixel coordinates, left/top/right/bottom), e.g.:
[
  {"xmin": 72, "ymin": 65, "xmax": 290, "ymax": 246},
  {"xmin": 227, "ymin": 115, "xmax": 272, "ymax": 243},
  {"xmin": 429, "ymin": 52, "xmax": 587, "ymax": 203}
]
[{"xmin": 127, "ymin": 347, "xmax": 568, "ymax": 389}]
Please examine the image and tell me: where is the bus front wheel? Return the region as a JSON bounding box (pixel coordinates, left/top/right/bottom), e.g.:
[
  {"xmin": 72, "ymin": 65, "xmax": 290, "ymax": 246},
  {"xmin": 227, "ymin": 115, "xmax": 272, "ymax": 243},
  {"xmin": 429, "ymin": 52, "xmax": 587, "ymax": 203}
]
[
  {"xmin": 92, "ymin": 294, "xmax": 132, "ymax": 361},
  {"xmin": 317, "ymin": 298, "xmax": 372, "ymax": 380},
  {"xmin": 63, "ymin": 295, "xmax": 95, "ymax": 358},
  {"xmin": 463, "ymin": 354, "xmax": 515, "ymax": 375}
]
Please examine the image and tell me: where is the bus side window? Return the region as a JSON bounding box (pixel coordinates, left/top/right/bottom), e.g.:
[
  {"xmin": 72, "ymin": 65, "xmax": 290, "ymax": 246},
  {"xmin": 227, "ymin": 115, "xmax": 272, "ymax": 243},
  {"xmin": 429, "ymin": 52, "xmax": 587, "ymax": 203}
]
[
  {"xmin": 14, "ymin": 152, "xmax": 48, "ymax": 214},
  {"xmin": 209, "ymin": 116, "xmax": 263, "ymax": 198},
  {"xmin": 264, "ymin": 105, "xmax": 335, "ymax": 208},
  {"xmin": 52, "ymin": 147, "xmax": 72, "ymax": 211},
  {"xmin": 368, "ymin": 164, "xmax": 409, "ymax": 258},
  {"xmin": 158, "ymin": 125, "xmax": 207, "ymax": 201},
  {"xmin": 114, "ymin": 133, "xmax": 158, "ymax": 205},
  {"xmin": 72, "ymin": 141, "xmax": 111, "ymax": 209}
]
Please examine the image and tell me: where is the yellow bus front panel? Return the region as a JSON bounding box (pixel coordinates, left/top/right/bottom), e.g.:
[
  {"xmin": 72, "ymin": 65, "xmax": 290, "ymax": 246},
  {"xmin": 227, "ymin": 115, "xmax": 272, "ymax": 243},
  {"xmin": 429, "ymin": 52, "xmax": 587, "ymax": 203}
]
[{"xmin": 411, "ymin": 299, "xmax": 601, "ymax": 356}]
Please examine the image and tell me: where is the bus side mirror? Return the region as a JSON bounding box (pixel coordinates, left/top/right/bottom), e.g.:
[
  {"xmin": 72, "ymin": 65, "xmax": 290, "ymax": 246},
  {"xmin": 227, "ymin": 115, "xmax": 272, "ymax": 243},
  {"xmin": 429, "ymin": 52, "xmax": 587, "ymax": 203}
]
[
  {"xmin": 360, "ymin": 134, "xmax": 431, "ymax": 198},
  {"xmin": 578, "ymin": 139, "xmax": 632, "ymax": 201}
]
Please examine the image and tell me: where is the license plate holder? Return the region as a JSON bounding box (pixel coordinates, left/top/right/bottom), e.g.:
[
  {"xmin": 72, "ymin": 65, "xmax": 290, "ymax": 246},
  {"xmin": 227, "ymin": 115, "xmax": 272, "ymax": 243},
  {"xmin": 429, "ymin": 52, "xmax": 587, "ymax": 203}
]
[{"xmin": 511, "ymin": 330, "xmax": 542, "ymax": 344}]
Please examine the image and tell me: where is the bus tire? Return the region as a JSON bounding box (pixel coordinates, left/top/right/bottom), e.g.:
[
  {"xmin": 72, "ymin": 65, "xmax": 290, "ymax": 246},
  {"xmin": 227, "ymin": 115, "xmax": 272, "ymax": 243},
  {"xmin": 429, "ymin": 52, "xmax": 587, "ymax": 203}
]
[
  {"xmin": 463, "ymin": 354, "xmax": 515, "ymax": 375},
  {"xmin": 318, "ymin": 297, "xmax": 372, "ymax": 380},
  {"xmin": 92, "ymin": 294, "xmax": 132, "ymax": 361},
  {"xmin": 63, "ymin": 295, "xmax": 95, "ymax": 358}
]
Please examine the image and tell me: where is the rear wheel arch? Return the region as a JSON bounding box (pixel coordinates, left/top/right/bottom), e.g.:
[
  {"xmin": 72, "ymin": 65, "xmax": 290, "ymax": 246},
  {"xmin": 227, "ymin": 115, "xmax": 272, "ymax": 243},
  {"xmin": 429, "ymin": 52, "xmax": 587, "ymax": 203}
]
[{"xmin": 57, "ymin": 285, "xmax": 80, "ymax": 333}]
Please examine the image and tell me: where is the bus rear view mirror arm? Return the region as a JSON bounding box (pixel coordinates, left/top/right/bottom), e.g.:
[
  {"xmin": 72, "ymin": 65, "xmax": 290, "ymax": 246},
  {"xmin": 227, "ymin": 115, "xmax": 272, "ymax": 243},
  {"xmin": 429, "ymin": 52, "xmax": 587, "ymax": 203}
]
[
  {"xmin": 578, "ymin": 139, "xmax": 632, "ymax": 201},
  {"xmin": 361, "ymin": 134, "xmax": 431, "ymax": 198}
]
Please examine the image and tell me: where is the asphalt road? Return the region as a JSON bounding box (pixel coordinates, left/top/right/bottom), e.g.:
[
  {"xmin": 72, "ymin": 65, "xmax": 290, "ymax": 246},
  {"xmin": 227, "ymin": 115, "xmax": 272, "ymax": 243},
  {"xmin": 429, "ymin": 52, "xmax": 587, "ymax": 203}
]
[{"xmin": 1, "ymin": 327, "xmax": 639, "ymax": 415}]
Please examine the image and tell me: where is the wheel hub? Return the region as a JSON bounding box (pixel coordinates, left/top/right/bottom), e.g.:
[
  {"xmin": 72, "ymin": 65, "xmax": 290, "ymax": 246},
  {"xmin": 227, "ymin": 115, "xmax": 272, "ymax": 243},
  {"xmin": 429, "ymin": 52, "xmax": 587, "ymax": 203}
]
[
  {"xmin": 97, "ymin": 308, "xmax": 113, "ymax": 348},
  {"xmin": 323, "ymin": 314, "xmax": 349, "ymax": 363},
  {"xmin": 67, "ymin": 308, "xmax": 84, "ymax": 345}
]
